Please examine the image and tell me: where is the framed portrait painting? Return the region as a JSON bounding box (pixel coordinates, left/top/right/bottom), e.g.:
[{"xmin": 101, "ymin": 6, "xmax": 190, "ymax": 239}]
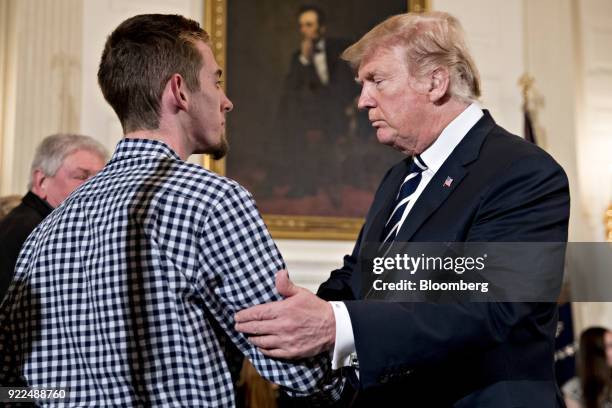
[{"xmin": 204, "ymin": 0, "xmax": 429, "ymax": 240}]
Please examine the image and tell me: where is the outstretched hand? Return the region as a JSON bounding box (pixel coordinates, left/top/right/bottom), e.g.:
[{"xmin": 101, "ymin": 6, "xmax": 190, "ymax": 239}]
[{"xmin": 234, "ymin": 270, "xmax": 336, "ymax": 359}]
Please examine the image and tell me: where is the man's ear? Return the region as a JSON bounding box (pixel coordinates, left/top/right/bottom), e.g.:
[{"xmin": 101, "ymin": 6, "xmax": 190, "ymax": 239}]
[
  {"xmin": 428, "ymin": 67, "xmax": 450, "ymax": 103},
  {"xmin": 168, "ymin": 73, "xmax": 189, "ymax": 112},
  {"xmin": 30, "ymin": 169, "xmax": 47, "ymax": 199}
]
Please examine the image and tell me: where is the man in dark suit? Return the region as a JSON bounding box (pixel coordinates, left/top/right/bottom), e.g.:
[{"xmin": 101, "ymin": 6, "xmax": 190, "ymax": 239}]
[
  {"xmin": 0, "ymin": 133, "xmax": 107, "ymax": 301},
  {"xmin": 277, "ymin": 5, "xmax": 359, "ymax": 199},
  {"xmin": 236, "ymin": 11, "xmax": 569, "ymax": 407}
]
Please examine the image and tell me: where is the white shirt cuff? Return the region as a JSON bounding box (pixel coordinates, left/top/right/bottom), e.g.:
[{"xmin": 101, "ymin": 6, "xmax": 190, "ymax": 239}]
[
  {"xmin": 299, "ymin": 54, "xmax": 311, "ymax": 65},
  {"xmin": 329, "ymin": 301, "xmax": 356, "ymax": 370}
]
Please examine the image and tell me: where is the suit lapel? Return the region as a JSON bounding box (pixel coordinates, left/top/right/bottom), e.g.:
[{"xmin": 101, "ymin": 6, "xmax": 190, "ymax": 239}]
[
  {"xmin": 395, "ymin": 163, "xmax": 467, "ymax": 242},
  {"xmin": 351, "ymin": 160, "xmax": 410, "ymax": 296},
  {"xmin": 395, "ymin": 111, "xmax": 497, "ymax": 242}
]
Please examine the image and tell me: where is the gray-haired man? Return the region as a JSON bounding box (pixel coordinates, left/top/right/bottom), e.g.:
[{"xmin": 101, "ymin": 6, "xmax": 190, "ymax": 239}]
[{"xmin": 0, "ymin": 133, "xmax": 108, "ymax": 300}]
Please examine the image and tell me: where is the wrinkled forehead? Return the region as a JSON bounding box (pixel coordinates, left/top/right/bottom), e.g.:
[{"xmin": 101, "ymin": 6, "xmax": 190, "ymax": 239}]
[
  {"xmin": 57, "ymin": 149, "xmax": 105, "ymax": 173},
  {"xmin": 357, "ymin": 45, "xmax": 407, "ymax": 79}
]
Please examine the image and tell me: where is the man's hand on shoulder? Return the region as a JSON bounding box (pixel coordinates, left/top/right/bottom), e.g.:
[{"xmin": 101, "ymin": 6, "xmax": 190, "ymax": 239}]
[{"xmin": 235, "ymin": 270, "xmax": 336, "ymax": 359}]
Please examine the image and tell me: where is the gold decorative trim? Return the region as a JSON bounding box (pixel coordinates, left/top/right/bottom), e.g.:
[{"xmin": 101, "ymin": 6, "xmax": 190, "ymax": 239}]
[
  {"xmin": 203, "ymin": 0, "xmax": 226, "ymax": 175},
  {"xmin": 409, "ymin": 0, "xmax": 431, "ymax": 13},
  {"xmin": 263, "ymin": 215, "xmax": 364, "ymax": 241}
]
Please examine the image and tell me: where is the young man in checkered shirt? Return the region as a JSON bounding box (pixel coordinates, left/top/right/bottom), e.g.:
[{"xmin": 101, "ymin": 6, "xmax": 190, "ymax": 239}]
[{"xmin": 0, "ymin": 14, "xmax": 343, "ymax": 406}]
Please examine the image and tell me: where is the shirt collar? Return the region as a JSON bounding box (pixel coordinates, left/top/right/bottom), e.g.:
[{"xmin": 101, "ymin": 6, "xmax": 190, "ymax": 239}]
[
  {"xmin": 315, "ymin": 38, "xmax": 326, "ymax": 52},
  {"xmin": 420, "ymin": 102, "xmax": 484, "ymax": 173},
  {"xmin": 109, "ymin": 138, "xmax": 182, "ymax": 163}
]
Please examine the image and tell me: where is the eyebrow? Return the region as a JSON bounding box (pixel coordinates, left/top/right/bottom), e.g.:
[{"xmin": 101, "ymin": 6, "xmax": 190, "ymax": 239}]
[
  {"xmin": 215, "ymin": 69, "xmax": 223, "ymax": 79},
  {"xmin": 356, "ymin": 71, "xmax": 378, "ymax": 84},
  {"xmin": 73, "ymin": 167, "xmax": 93, "ymax": 174}
]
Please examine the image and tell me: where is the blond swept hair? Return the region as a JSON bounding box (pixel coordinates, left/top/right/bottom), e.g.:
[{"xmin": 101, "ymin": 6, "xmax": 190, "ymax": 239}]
[{"xmin": 342, "ymin": 11, "xmax": 481, "ymax": 103}]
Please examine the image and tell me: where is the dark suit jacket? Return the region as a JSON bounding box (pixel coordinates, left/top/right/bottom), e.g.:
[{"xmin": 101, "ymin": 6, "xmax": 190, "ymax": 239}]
[
  {"xmin": 318, "ymin": 111, "xmax": 570, "ymax": 408},
  {"xmin": 0, "ymin": 191, "xmax": 52, "ymax": 301}
]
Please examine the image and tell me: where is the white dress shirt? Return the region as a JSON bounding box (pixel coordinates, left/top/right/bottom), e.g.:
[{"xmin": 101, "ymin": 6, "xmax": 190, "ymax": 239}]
[
  {"xmin": 330, "ymin": 102, "xmax": 484, "ymax": 370},
  {"xmin": 299, "ymin": 39, "xmax": 329, "ymax": 85}
]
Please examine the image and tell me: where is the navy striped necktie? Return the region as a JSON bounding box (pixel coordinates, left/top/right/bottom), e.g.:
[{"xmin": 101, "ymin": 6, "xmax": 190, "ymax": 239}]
[{"xmin": 381, "ymin": 155, "xmax": 428, "ymax": 244}]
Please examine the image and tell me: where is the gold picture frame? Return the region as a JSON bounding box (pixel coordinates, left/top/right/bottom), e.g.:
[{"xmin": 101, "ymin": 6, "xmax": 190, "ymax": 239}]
[{"xmin": 203, "ymin": 0, "xmax": 430, "ymax": 241}]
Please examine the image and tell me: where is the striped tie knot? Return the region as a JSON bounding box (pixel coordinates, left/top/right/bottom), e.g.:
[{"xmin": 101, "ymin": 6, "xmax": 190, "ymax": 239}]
[{"xmin": 380, "ymin": 155, "xmax": 428, "ymax": 244}]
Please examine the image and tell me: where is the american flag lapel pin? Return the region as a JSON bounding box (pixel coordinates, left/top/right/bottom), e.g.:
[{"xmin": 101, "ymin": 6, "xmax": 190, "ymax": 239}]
[{"xmin": 443, "ymin": 176, "xmax": 453, "ymax": 188}]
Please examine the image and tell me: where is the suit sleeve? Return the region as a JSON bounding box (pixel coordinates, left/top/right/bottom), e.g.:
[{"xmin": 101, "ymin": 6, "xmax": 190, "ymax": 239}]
[
  {"xmin": 316, "ymin": 227, "xmax": 362, "ymax": 301},
  {"xmin": 344, "ymin": 153, "xmax": 570, "ymax": 389}
]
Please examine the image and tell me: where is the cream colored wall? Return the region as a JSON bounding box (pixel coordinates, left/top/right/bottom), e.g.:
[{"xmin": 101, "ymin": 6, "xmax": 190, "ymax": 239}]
[
  {"xmin": 574, "ymin": 0, "xmax": 612, "ymax": 240},
  {"xmin": 524, "ymin": 0, "xmax": 584, "ymax": 239},
  {"xmin": 569, "ymin": 0, "xmax": 612, "ymax": 330},
  {"xmin": 0, "ymin": 0, "xmax": 15, "ymax": 190},
  {"xmin": 277, "ymin": 239, "xmax": 352, "ymax": 293},
  {"xmin": 0, "ymin": 0, "xmax": 83, "ymax": 195},
  {"xmin": 79, "ymin": 0, "xmax": 204, "ymax": 155},
  {"xmin": 0, "ymin": 0, "xmax": 204, "ymax": 196},
  {"xmin": 432, "ymin": 0, "xmax": 524, "ymax": 135}
]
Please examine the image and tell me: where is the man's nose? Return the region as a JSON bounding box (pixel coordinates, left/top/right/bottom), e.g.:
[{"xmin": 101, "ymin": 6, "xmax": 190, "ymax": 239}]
[
  {"xmin": 223, "ymin": 94, "xmax": 233, "ymax": 112},
  {"xmin": 357, "ymin": 86, "xmax": 375, "ymax": 110}
]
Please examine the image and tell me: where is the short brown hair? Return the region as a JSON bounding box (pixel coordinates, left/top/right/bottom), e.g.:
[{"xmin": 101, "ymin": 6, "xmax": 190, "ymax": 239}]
[
  {"xmin": 342, "ymin": 11, "xmax": 481, "ymax": 102},
  {"xmin": 98, "ymin": 14, "xmax": 209, "ymax": 133}
]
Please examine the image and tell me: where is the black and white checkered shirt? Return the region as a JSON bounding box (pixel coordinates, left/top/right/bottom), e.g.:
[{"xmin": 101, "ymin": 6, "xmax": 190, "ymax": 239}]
[{"xmin": 0, "ymin": 139, "xmax": 342, "ymax": 406}]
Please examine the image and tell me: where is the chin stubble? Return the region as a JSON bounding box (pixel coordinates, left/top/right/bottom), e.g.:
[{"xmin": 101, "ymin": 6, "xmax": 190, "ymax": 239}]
[{"xmin": 206, "ymin": 136, "xmax": 229, "ymax": 160}]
